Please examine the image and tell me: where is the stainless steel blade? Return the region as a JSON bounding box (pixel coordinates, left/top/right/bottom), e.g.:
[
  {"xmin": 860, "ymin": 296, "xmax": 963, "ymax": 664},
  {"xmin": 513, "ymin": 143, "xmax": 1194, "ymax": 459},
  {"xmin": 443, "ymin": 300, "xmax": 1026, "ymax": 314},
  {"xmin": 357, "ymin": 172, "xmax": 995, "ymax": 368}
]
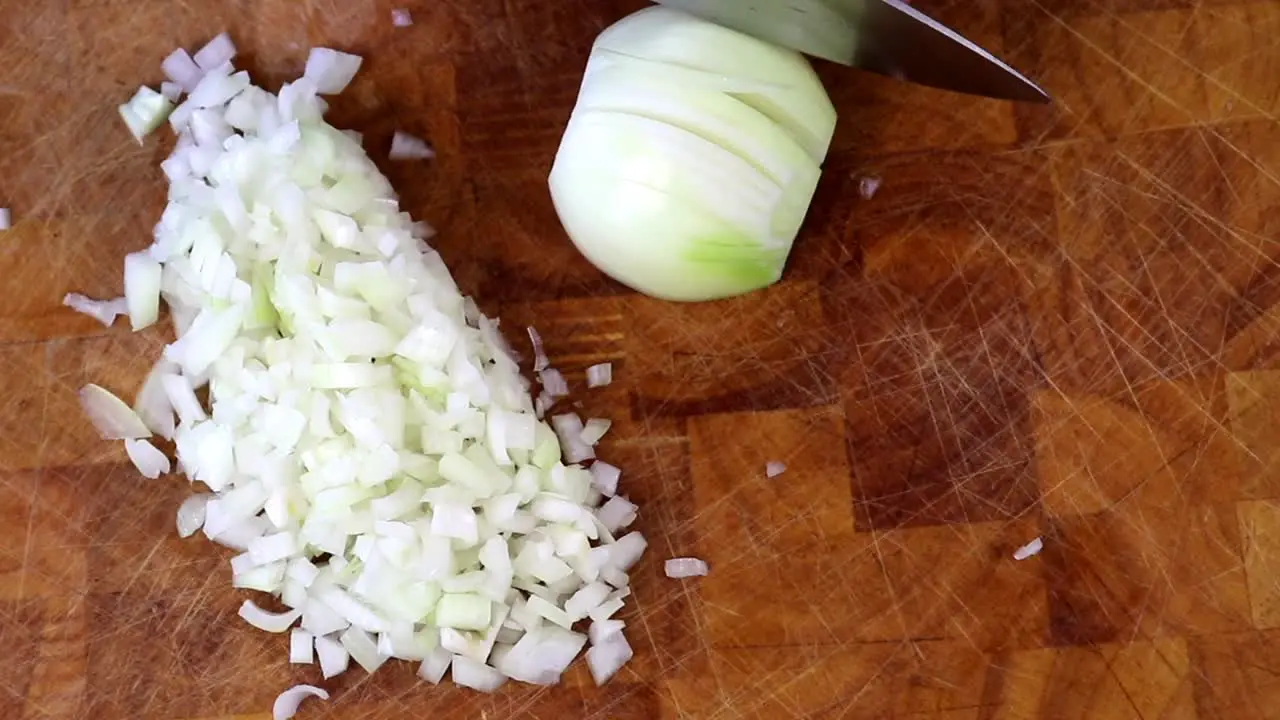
[{"xmin": 654, "ymin": 0, "xmax": 1049, "ymax": 102}]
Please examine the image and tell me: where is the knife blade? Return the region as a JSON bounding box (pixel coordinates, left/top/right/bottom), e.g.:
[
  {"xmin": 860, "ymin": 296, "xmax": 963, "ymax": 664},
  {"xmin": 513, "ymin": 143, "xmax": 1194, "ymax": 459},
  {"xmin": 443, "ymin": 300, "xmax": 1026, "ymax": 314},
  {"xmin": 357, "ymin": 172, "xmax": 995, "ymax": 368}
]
[{"xmin": 653, "ymin": 0, "xmax": 1049, "ymax": 103}]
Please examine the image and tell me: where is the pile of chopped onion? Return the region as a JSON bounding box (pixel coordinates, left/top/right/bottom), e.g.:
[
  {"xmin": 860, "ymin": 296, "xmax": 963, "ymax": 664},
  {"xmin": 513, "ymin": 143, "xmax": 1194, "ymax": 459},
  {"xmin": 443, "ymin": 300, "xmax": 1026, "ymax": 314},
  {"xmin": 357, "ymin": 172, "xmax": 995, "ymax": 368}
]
[{"xmin": 79, "ymin": 34, "xmax": 646, "ymax": 699}]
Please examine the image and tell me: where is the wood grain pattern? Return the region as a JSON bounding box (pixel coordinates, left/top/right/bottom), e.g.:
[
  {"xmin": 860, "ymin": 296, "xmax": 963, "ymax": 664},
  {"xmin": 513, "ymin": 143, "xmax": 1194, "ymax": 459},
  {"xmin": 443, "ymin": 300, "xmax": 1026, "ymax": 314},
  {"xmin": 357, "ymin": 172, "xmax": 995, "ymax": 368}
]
[{"xmin": 1, "ymin": 0, "xmax": 1279, "ymax": 716}]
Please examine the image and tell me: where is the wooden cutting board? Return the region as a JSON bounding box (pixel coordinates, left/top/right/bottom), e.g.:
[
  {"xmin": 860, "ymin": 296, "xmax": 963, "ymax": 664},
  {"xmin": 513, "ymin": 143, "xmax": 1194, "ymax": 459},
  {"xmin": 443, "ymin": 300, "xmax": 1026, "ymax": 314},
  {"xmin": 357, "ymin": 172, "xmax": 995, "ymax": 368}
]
[{"xmin": 2, "ymin": 0, "xmax": 1278, "ymax": 717}]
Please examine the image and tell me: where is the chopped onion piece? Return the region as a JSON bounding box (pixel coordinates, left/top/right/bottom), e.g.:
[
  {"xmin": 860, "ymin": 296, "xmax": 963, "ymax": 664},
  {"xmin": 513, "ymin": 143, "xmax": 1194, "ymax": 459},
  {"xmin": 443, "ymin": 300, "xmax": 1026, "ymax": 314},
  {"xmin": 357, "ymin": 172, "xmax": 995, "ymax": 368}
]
[
  {"xmin": 589, "ymin": 461, "xmax": 621, "ymax": 497},
  {"xmin": 1014, "ymin": 536, "xmax": 1044, "ymax": 560},
  {"xmin": 304, "ymin": 48, "xmax": 363, "ymax": 94},
  {"xmin": 610, "ymin": 532, "xmax": 647, "ymax": 572},
  {"xmin": 272, "ymin": 684, "xmax": 329, "ymax": 720},
  {"xmin": 418, "ymin": 647, "xmax": 452, "ymax": 684},
  {"xmin": 162, "ymin": 48, "xmax": 203, "ymax": 92},
  {"xmin": 588, "ymin": 618, "xmax": 625, "ymax": 646},
  {"xmin": 316, "ymin": 634, "xmax": 350, "ymax": 679},
  {"xmin": 160, "ymin": 81, "xmax": 183, "ymax": 102},
  {"xmin": 664, "ymin": 557, "xmax": 709, "ymax": 578},
  {"xmin": 551, "ymin": 413, "xmax": 594, "ymax": 463},
  {"xmin": 586, "ymin": 632, "xmax": 633, "ymax": 685},
  {"xmin": 540, "ymin": 369, "xmax": 570, "ymax": 398},
  {"xmin": 239, "ymin": 599, "xmax": 302, "ymax": 633},
  {"xmin": 0, "ymin": 208, "xmax": 9, "ymax": 230},
  {"xmin": 193, "ymin": 32, "xmax": 236, "ymax": 70},
  {"xmin": 80, "ymin": 384, "xmax": 151, "ymax": 439},
  {"xmin": 392, "ymin": 8, "xmax": 413, "ymax": 26},
  {"xmin": 859, "ymin": 175, "xmax": 882, "ymax": 199},
  {"xmin": 389, "ymin": 131, "xmax": 434, "ymax": 160},
  {"xmin": 527, "ymin": 326, "xmax": 550, "ymax": 371},
  {"xmin": 119, "ymin": 86, "xmax": 173, "ymax": 143},
  {"xmin": 596, "ymin": 495, "xmax": 637, "ymax": 533},
  {"xmin": 586, "ymin": 363, "xmax": 612, "ymax": 388},
  {"xmin": 63, "ymin": 293, "xmax": 128, "ymax": 327},
  {"xmin": 124, "ymin": 251, "xmax": 163, "ymax": 330},
  {"xmin": 175, "ymin": 494, "xmax": 210, "ymax": 538},
  {"xmin": 289, "ymin": 629, "xmax": 314, "ymax": 664},
  {"xmin": 125, "ymin": 438, "xmax": 171, "ymax": 478},
  {"xmin": 451, "ymin": 656, "xmax": 507, "ymax": 693},
  {"xmin": 580, "ymin": 418, "xmax": 611, "ymax": 446},
  {"xmin": 765, "ymin": 461, "xmax": 787, "ymax": 478}
]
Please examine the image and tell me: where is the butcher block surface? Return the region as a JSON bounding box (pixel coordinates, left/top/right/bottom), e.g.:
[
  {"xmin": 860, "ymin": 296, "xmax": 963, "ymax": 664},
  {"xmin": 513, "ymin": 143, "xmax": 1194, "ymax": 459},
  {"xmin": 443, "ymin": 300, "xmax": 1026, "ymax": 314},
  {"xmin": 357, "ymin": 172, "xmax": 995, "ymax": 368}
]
[{"xmin": 3, "ymin": 0, "xmax": 1280, "ymax": 717}]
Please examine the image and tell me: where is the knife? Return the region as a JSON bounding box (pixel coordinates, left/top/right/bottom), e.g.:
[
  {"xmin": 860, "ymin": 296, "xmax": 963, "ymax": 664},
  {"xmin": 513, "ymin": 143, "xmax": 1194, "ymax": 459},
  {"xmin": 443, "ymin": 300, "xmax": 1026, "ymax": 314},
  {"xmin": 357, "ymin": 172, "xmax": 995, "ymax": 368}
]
[{"xmin": 653, "ymin": 0, "xmax": 1049, "ymax": 103}]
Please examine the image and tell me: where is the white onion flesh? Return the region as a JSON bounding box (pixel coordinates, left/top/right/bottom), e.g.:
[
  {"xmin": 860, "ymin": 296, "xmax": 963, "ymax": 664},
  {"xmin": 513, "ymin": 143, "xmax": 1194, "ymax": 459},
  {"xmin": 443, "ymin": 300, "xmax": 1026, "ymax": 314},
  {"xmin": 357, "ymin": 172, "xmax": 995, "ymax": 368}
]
[
  {"xmin": 551, "ymin": 7, "xmax": 834, "ymax": 301},
  {"xmin": 389, "ymin": 131, "xmax": 434, "ymax": 160},
  {"xmin": 392, "ymin": 8, "xmax": 413, "ymax": 27},
  {"xmin": 271, "ymin": 684, "xmax": 328, "ymax": 720},
  {"xmin": 75, "ymin": 38, "xmax": 644, "ymax": 697},
  {"xmin": 80, "ymin": 384, "xmax": 152, "ymax": 439},
  {"xmin": 304, "ymin": 48, "xmax": 363, "ymax": 94},
  {"xmin": 289, "ymin": 629, "xmax": 314, "ymax": 663},
  {"xmin": 765, "ymin": 460, "xmax": 787, "ymax": 478},
  {"xmin": 194, "ymin": 32, "xmax": 236, "ymax": 70},
  {"xmin": 1014, "ymin": 536, "xmax": 1044, "ymax": 560},
  {"xmin": 239, "ymin": 599, "xmax": 302, "ymax": 633},
  {"xmin": 119, "ymin": 86, "xmax": 173, "ymax": 143},
  {"xmin": 586, "ymin": 631, "xmax": 633, "ymax": 685},
  {"xmin": 664, "ymin": 557, "xmax": 709, "ymax": 578},
  {"xmin": 586, "ymin": 363, "xmax": 612, "ymax": 388},
  {"xmin": 125, "ymin": 438, "xmax": 171, "ymax": 478},
  {"xmin": 63, "ymin": 293, "xmax": 128, "ymax": 327},
  {"xmin": 527, "ymin": 327, "xmax": 549, "ymax": 371},
  {"xmin": 162, "ymin": 49, "xmax": 203, "ymax": 92},
  {"xmin": 0, "ymin": 208, "xmax": 9, "ymax": 230},
  {"xmin": 176, "ymin": 494, "xmax": 210, "ymax": 537}
]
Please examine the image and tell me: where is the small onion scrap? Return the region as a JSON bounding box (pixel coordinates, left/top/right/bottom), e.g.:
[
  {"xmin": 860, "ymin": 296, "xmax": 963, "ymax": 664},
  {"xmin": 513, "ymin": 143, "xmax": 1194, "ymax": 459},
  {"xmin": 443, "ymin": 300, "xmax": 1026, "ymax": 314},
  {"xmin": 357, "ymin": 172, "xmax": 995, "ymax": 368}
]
[
  {"xmin": 389, "ymin": 131, "xmax": 434, "ymax": 160},
  {"xmin": 63, "ymin": 293, "xmax": 128, "ymax": 327},
  {"xmin": 0, "ymin": 207, "xmax": 10, "ymax": 231},
  {"xmin": 586, "ymin": 362, "xmax": 612, "ymax": 388},
  {"xmin": 664, "ymin": 557, "xmax": 709, "ymax": 578},
  {"xmin": 1014, "ymin": 536, "xmax": 1044, "ymax": 561},
  {"xmin": 271, "ymin": 684, "xmax": 329, "ymax": 720},
  {"xmin": 765, "ymin": 460, "xmax": 787, "ymax": 478}
]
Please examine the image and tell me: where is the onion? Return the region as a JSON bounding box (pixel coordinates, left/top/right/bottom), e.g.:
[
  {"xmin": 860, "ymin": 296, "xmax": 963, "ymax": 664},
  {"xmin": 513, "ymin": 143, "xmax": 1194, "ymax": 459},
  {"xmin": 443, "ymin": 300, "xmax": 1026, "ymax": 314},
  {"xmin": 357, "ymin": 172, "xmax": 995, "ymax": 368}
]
[
  {"xmin": 539, "ymin": 368, "xmax": 569, "ymax": 398},
  {"xmin": 162, "ymin": 49, "xmax": 203, "ymax": 92},
  {"xmin": 586, "ymin": 363, "xmax": 612, "ymax": 388},
  {"xmin": 664, "ymin": 557, "xmax": 709, "ymax": 578},
  {"xmin": 72, "ymin": 38, "xmax": 646, "ymax": 696},
  {"xmin": 550, "ymin": 7, "xmax": 834, "ymax": 301},
  {"xmin": 859, "ymin": 175, "xmax": 882, "ymax": 199},
  {"xmin": 175, "ymin": 494, "xmax": 210, "ymax": 537},
  {"xmin": 125, "ymin": 438, "xmax": 171, "ymax": 478},
  {"xmin": 1014, "ymin": 536, "xmax": 1044, "ymax": 560},
  {"xmin": 589, "ymin": 461, "xmax": 620, "ymax": 497},
  {"xmin": 80, "ymin": 384, "xmax": 151, "ymax": 439},
  {"xmin": 119, "ymin": 86, "xmax": 173, "ymax": 143},
  {"xmin": 304, "ymin": 48, "xmax": 363, "ymax": 94},
  {"xmin": 451, "ymin": 656, "xmax": 506, "ymax": 693},
  {"xmin": 391, "ymin": 8, "xmax": 413, "ymax": 27},
  {"xmin": 765, "ymin": 461, "xmax": 786, "ymax": 478},
  {"xmin": 289, "ymin": 629, "xmax": 314, "ymax": 664},
  {"xmin": 0, "ymin": 208, "xmax": 9, "ymax": 230},
  {"xmin": 124, "ymin": 251, "xmax": 162, "ymax": 330},
  {"xmin": 580, "ymin": 418, "xmax": 611, "ymax": 446},
  {"xmin": 239, "ymin": 600, "xmax": 302, "ymax": 633},
  {"xmin": 527, "ymin": 327, "xmax": 549, "ymax": 371},
  {"xmin": 160, "ymin": 81, "xmax": 183, "ymax": 102},
  {"xmin": 271, "ymin": 684, "xmax": 328, "ymax": 720},
  {"xmin": 315, "ymin": 635, "xmax": 350, "ymax": 679},
  {"xmin": 418, "ymin": 647, "xmax": 452, "ymax": 684},
  {"xmin": 63, "ymin": 293, "xmax": 128, "ymax": 327},
  {"xmin": 193, "ymin": 32, "xmax": 236, "ymax": 70},
  {"xmin": 585, "ymin": 631, "xmax": 633, "ymax": 685},
  {"xmin": 596, "ymin": 496, "xmax": 637, "ymax": 533},
  {"xmin": 389, "ymin": 131, "xmax": 434, "ymax": 160}
]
